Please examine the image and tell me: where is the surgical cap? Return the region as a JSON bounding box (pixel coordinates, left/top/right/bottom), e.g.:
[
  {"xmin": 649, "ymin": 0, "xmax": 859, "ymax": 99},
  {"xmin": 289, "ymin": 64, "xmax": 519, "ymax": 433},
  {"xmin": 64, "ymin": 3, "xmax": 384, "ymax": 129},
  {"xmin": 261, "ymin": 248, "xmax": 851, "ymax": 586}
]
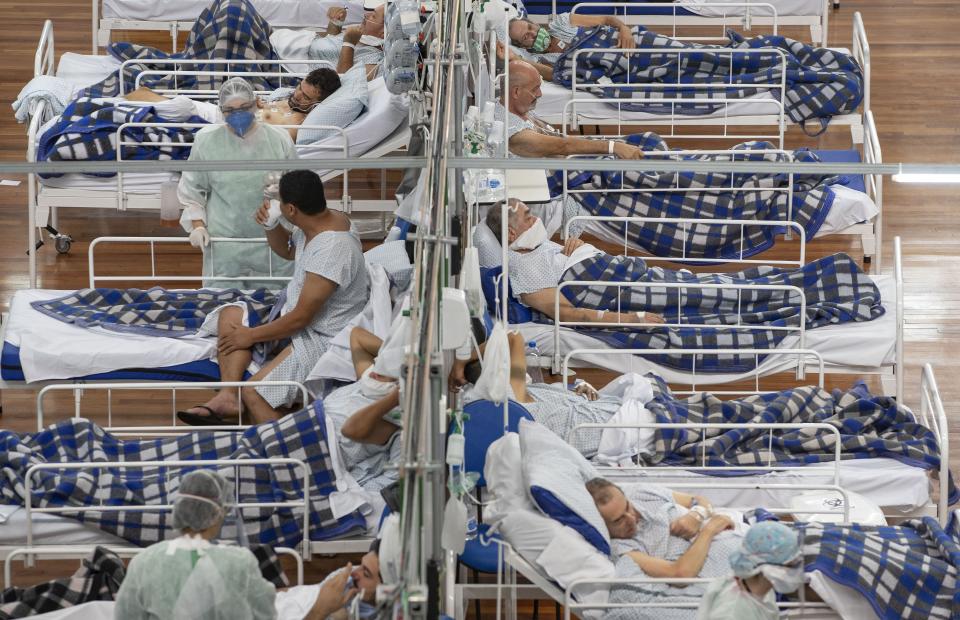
[
  {"xmin": 218, "ymin": 77, "xmax": 256, "ymax": 110},
  {"xmin": 729, "ymin": 521, "xmax": 801, "ymax": 578},
  {"xmin": 172, "ymin": 470, "xmax": 232, "ymax": 531}
]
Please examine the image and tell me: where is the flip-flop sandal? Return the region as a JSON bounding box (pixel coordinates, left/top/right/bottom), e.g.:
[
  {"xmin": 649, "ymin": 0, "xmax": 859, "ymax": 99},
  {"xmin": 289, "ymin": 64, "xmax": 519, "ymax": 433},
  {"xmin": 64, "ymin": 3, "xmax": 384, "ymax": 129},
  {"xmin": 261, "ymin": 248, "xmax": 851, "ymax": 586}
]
[{"xmin": 177, "ymin": 405, "xmax": 234, "ymax": 426}]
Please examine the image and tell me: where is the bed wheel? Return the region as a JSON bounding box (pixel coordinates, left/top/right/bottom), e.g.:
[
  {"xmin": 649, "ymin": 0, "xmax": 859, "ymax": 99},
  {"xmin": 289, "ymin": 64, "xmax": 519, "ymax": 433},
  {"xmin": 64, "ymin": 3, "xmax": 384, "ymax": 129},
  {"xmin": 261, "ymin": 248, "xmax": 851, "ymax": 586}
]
[
  {"xmin": 54, "ymin": 235, "xmax": 73, "ymax": 254},
  {"xmin": 833, "ymin": 0, "xmax": 839, "ymax": 8}
]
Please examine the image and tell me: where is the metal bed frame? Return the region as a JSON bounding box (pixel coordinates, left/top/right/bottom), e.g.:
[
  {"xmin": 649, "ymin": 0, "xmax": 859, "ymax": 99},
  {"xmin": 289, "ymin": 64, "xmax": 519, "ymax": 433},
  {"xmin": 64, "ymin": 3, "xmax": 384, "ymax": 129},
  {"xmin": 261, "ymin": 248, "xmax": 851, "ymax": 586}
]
[
  {"xmin": 559, "ymin": 109, "xmax": 884, "ymax": 271},
  {"xmin": 533, "ymin": 10, "xmax": 870, "ymax": 148},
  {"xmin": 25, "ymin": 21, "xmax": 412, "ymax": 287},
  {"xmin": 529, "ymin": 236, "xmax": 904, "ymax": 401},
  {"xmin": 526, "ymin": 1, "xmax": 831, "ymax": 47}
]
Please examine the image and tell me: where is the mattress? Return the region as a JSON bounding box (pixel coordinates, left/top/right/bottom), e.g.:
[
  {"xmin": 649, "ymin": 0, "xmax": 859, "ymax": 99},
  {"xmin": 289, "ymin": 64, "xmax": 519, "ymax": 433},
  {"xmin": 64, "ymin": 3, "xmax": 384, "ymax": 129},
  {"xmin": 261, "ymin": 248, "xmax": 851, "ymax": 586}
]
[
  {"xmin": 2, "ymin": 289, "xmax": 216, "ymax": 383},
  {"xmin": 101, "ymin": 0, "xmax": 365, "ymax": 27},
  {"xmin": 602, "ymin": 458, "xmax": 930, "ymax": 512},
  {"xmin": 517, "ymin": 273, "xmax": 896, "ymax": 383},
  {"xmin": 0, "ymin": 505, "xmax": 127, "ymax": 546},
  {"xmin": 522, "ymin": 0, "xmax": 823, "ymax": 17}
]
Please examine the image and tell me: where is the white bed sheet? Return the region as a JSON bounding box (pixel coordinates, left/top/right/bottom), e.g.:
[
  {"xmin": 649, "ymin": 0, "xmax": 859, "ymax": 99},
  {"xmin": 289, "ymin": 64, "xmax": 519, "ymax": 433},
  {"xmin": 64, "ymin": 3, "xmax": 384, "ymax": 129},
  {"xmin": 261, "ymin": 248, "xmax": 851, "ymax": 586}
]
[
  {"xmin": 4, "ymin": 289, "xmax": 215, "ymax": 383},
  {"xmin": 517, "ymin": 274, "xmax": 896, "ymax": 383},
  {"xmin": 0, "ymin": 505, "xmax": 126, "ymax": 546},
  {"xmin": 602, "ymin": 458, "xmax": 930, "ymax": 512},
  {"xmin": 679, "ymin": 0, "xmax": 825, "ymax": 18},
  {"xmin": 580, "ymin": 182, "xmax": 878, "ymax": 246},
  {"xmin": 101, "ymin": 0, "xmax": 364, "ymax": 27}
]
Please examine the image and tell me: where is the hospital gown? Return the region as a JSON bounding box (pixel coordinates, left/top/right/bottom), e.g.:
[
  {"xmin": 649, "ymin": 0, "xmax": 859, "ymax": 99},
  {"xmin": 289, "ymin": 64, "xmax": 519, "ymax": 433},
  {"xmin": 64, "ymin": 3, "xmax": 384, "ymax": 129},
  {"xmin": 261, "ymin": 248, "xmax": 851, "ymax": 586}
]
[
  {"xmin": 513, "ymin": 13, "xmax": 581, "ymax": 66},
  {"xmin": 323, "ymin": 382, "xmax": 402, "ymax": 493},
  {"xmin": 308, "ymin": 35, "xmax": 384, "ymax": 77},
  {"xmin": 178, "ymin": 123, "xmax": 298, "ymax": 289},
  {"xmin": 507, "ymin": 240, "xmax": 601, "ymax": 295},
  {"xmin": 523, "ymin": 383, "xmax": 620, "ymax": 457},
  {"xmin": 606, "ymin": 483, "xmax": 744, "ymax": 620},
  {"xmin": 256, "ymin": 229, "xmax": 369, "ymax": 408}
]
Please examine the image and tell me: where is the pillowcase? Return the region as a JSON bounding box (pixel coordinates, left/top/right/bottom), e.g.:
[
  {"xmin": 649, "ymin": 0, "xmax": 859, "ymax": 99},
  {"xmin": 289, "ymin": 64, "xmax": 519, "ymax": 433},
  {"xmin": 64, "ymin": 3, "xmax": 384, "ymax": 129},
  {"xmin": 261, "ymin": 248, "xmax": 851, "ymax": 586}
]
[
  {"xmin": 519, "ymin": 419, "xmax": 611, "ymax": 555},
  {"xmin": 483, "ymin": 433, "xmax": 534, "ymax": 521},
  {"xmin": 297, "ymin": 65, "xmax": 369, "ymax": 146},
  {"xmin": 364, "ymin": 240, "xmax": 413, "ymax": 290},
  {"xmin": 473, "ymin": 222, "xmax": 503, "ymax": 269}
]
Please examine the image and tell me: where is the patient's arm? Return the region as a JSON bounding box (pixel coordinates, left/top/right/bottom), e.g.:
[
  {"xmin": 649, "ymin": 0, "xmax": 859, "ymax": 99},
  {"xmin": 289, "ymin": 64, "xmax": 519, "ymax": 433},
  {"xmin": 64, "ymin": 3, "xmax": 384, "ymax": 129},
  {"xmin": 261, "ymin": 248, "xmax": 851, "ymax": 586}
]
[
  {"xmin": 521, "ymin": 288, "xmax": 637, "ymax": 324},
  {"xmin": 342, "ymin": 388, "xmax": 401, "ymax": 445},
  {"xmin": 626, "ymin": 515, "xmax": 733, "ymax": 580},
  {"xmin": 350, "ymin": 326, "xmax": 384, "ymax": 378},
  {"xmin": 568, "ymin": 14, "xmax": 635, "ymax": 49},
  {"xmin": 509, "ymin": 129, "xmax": 642, "ymax": 159},
  {"xmin": 123, "ymin": 86, "xmax": 169, "ymax": 102}
]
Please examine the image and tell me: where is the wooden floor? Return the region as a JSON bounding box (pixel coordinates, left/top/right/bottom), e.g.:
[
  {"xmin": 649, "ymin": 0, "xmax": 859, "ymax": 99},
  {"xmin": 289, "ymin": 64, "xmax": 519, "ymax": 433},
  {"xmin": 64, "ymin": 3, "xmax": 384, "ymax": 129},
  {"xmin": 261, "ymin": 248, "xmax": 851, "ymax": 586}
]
[{"xmin": 1, "ymin": 0, "xmax": 960, "ymax": 615}]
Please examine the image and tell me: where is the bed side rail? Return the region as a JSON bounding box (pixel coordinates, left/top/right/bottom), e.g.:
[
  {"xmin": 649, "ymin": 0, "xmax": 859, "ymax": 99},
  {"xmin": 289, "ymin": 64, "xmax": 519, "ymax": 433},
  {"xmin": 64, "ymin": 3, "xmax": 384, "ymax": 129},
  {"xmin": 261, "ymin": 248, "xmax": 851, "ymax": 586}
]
[
  {"xmin": 4, "ymin": 544, "xmax": 304, "ymax": 587},
  {"xmin": 552, "ymin": 280, "xmax": 807, "ymax": 371},
  {"xmin": 894, "ymin": 236, "xmax": 903, "ymax": 404},
  {"xmin": 118, "ymin": 58, "xmax": 325, "ymax": 97},
  {"xmin": 863, "ymin": 109, "xmax": 883, "ymax": 271},
  {"xmin": 565, "ymin": 2, "xmax": 780, "ymax": 38},
  {"xmin": 852, "ymin": 12, "xmax": 870, "ymax": 114},
  {"xmin": 919, "ymin": 364, "xmax": 950, "ymax": 524},
  {"xmin": 569, "ymin": 421, "xmax": 843, "ymax": 486},
  {"xmin": 24, "ymin": 458, "xmax": 313, "ymax": 559},
  {"xmin": 36, "ymin": 380, "xmax": 312, "ymax": 434},
  {"xmin": 560, "ymin": 347, "xmax": 825, "ymax": 392},
  {"xmin": 87, "ymin": 236, "xmax": 290, "ymax": 288},
  {"xmin": 34, "ymin": 20, "xmax": 56, "ymax": 78}
]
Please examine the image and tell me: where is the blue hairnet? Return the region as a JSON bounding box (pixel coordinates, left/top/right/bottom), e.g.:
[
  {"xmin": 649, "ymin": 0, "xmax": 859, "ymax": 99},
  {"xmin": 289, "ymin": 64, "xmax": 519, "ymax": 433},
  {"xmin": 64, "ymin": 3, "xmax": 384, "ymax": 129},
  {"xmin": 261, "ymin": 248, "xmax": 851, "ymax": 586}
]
[
  {"xmin": 172, "ymin": 470, "xmax": 232, "ymax": 531},
  {"xmin": 729, "ymin": 521, "xmax": 801, "ymax": 578}
]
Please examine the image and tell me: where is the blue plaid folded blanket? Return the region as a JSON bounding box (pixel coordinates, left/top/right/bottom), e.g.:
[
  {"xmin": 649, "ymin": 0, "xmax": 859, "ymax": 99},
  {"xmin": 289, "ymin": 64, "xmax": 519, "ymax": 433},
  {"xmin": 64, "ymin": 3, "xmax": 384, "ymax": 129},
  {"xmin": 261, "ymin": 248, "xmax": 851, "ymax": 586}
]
[
  {"xmin": 640, "ymin": 375, "xmax": 958, "ymax": 502},
  {"xmin": 553, "ymin": 26, "xmax": 863, "ymax": 132},
  {"xmin": 31, "ymin": 287, "xmax": 278, "ymax": 337},
  {"xmin": 37, "ymin": 98, "xmax": 207, "ymax": 178},
  {"xmin": 0, "ymin": 401, "xmax": 366, "ymax": 548},
  {"xmin": 801, "ymin": 518, "xmax": 960, "ymax": 619},
  {"xmin": 536, "ymin": 252, "xmax": 883, "ymax": 372},
  {"xmin": 80, "ymin": 0, "xmax": 281, "ymax": 99},
  {"xmin": 549, "ymin": 133, "xmax": 838, "ymax": 260}
]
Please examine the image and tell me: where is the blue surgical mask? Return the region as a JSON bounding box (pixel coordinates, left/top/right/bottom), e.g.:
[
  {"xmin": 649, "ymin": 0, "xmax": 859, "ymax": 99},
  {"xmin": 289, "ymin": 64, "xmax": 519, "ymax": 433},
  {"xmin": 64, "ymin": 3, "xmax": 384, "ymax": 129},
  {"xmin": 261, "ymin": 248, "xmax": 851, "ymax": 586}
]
[
  {"xmin": 345, "ymin": 576, "xmax": 379, "ymax": 618},
  {"xmin": 225, "ymin": 109, "xmax": 255, "ymax": 137}
]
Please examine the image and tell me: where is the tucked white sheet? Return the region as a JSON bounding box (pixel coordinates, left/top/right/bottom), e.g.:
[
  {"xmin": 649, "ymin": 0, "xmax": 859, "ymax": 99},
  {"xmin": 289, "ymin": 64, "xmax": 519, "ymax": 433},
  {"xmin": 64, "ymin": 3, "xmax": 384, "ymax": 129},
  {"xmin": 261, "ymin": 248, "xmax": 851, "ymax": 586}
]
[
  {"xmin": 4, "ymin": 289, "xmax": 215, "ymax": 384},
  {"xmin": 0, "ymin": 505, "xmax": 127, "ymax": 546},
  {"xmin": 516, "ymin": 273, "xmax": 896, "ymax": 383},
  {"xmin": 679, "ymin": 0, "xmax": 826, "ymax": 18},
  {"xmin": 101, "ymin": 0, "xmax": 364, "ymax": 27},
  {"xmin": 601, "ymin": 458, "xmax": 930, "ymax": 512}
]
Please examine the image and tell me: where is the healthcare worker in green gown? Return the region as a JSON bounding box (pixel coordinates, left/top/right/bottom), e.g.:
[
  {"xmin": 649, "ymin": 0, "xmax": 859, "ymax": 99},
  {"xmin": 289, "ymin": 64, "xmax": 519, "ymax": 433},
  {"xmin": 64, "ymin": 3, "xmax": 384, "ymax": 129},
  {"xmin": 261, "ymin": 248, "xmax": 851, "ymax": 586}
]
[{"xmin": 179, "ymin": 77, "xmax": 298, "ymax": 289}]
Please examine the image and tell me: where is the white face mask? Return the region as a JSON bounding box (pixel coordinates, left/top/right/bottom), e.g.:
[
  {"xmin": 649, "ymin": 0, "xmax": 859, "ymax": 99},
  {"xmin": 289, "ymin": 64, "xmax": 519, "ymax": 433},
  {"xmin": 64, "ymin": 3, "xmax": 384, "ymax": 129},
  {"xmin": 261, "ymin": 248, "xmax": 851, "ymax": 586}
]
[
  {"xmin": 509, "ymin": 217, "xmax": 547, "ymax": 251},
  {"xmin": 760, "ymin": 563, "xmax": 805, "ymax": 594},
  {"xmin": 359, "ymin": 365, "xmax": 397, "ymax": 399},
  {"xmin": 359, "ymin": 34, "xmax": 384, "ymax": 46}
]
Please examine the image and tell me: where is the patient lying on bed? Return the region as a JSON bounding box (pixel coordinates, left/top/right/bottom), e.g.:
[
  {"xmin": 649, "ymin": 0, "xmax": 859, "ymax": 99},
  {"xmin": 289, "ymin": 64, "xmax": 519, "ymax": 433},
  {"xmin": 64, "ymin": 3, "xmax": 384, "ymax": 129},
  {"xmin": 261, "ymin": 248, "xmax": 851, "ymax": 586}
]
[{"xmin": 486, "ymin": 200, "xmax": 882, "ymax": 338}]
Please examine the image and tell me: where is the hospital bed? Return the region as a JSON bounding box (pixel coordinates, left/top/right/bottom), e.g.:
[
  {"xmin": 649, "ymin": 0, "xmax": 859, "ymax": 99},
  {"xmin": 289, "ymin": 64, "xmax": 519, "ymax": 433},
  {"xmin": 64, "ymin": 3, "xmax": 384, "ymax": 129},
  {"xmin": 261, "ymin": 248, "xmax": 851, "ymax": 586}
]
[
  {"xmin": 24, "ymin": 21, "xmax": 412, "ymax": 285},
  {"xmin": 500, "ymin": 236, "xmax": 903, "ymax": 403},
  {"xmin": 90, "ymin": 0, "xmax": 364, "ymax": 52},
  {"xmin": 560, "ymin": 110, "xmax": 884, "ymax": 271},
  {"xmin": 525, "ymin": 11, "xmax": 870, "ymax": 148},
  {"xmin": 523, "ymin": 1, "xmax": 832, "ymax": 47}
]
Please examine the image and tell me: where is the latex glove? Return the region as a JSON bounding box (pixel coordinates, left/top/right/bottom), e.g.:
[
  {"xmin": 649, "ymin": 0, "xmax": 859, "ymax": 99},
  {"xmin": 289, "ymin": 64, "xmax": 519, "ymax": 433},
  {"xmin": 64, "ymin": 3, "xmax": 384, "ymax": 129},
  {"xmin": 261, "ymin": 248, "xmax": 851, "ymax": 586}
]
[{"xmin": 189, "ymin": 226, "xmax": 210, "ymax": 248}]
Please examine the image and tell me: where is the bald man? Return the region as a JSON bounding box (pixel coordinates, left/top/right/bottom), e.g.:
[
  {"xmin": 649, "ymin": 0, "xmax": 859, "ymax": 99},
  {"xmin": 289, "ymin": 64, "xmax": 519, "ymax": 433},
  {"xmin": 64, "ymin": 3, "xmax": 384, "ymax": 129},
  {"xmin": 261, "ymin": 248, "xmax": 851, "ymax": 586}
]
[{"xmin": 497, "ymin": 59, "xmax": 644, "ymax": 160}]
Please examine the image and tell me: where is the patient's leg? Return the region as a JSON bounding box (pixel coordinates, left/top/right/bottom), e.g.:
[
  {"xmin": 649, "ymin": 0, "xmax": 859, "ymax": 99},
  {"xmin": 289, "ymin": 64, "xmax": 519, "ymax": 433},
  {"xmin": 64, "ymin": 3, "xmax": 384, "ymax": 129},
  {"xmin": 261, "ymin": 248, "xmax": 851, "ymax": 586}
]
[
  {"xmin": 241, "ymin": 346, "xmax": 294, "ymax": 424},
  {"xmin": 182, "ymin": 306, "xmax": 251, "ymax": 419}
]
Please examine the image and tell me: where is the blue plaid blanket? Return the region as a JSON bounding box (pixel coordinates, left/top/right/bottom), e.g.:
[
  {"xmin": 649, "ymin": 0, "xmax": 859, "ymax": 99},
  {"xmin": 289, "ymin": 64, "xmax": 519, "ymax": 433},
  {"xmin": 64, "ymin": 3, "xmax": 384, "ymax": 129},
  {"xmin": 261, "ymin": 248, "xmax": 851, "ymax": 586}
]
[
  {"xmin": 553, "ymin": 26, "xmax": 863, "ymax": 131},
  {"xmin": 31, "ymin": 287, "xmax": 278, "ymax": 337},
  {"xmin": 640, "ymin": 376, "xmax": 958, "ymax": 502},
  {"xmin": 537, "ymin": 252, "xmax": 883, "ymax": 372},
  {"xmin": 0, "ymin": 402, "xmax": 366, "ymax": 548},
  {"xmin": 80, "ymin": 0, "xmax": 281, "ymax": 99},
  {"xmin": 801, "ymin": 518, "xmax": 960, "ymax": 619},
  {"xmin": 549, "ymin": 133, "xmax": 838, "ymax": 260},
  {"xmin": 36, "ymin": 98, "xmax": 207, "ymax": 179}
]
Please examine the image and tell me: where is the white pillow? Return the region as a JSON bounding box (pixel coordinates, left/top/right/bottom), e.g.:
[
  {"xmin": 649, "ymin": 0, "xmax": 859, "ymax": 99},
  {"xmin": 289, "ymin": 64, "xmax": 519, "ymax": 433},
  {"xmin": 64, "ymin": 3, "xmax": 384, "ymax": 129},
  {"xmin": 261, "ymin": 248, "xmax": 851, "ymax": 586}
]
[
  {"xmin": 364, "ymin": 240, "xmax": 413, "ymax": 289},
  {"xmin": 473, "ymin": 222, "xmax": 503, "ymax": 269},
  {"xmin": 822, "ymin": 184, "xmax": 880, "ymax": 233},
  {"xmin": 297, "ymin": 65, "xmax": 369, "ymax": 145},
  {"xmin": 519, "ymin": 419, "xmax": 611, "ymax": 555},
  {"xmin": 484, "ymin": 433, "xmax": 534, "ymax": 521},
  {"xmin": 269, "ymin": 29, "xmax": 320, "ymax": 74}
]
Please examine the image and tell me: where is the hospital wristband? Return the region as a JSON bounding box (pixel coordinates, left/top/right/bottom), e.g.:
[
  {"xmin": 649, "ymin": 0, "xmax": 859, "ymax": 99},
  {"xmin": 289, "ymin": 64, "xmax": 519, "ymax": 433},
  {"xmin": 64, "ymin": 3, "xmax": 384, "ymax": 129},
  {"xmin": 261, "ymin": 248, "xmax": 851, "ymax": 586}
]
[
  {"xmin": 607, "ymin": 140, "xmax": 615, "ymax": 155},
  {"xmin": 343, "ymin": 42, "xmax": 356, "ymax": 49},
  {"xmin": 690, "ymin": 505, "xmax": 712, "ymax": 521},
  {"xmin": 329, "ymin": 19, "xmax": 345, "ymax": 26},
  {"xmin": 596, "ymin": 309, "xmax": 606, "ymax": 322}
]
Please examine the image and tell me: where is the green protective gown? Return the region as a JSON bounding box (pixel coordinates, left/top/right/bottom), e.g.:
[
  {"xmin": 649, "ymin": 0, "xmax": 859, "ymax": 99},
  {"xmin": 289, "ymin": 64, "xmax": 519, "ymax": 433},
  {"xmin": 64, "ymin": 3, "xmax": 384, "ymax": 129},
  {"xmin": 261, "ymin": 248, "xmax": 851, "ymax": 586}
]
[
  {"xmin": 113, "ymin": 538, "xmax": 277, "ymax": 620},
  {"xmin": 178, "ymin": 122, "xmax": 298, "ymax": 290}
]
